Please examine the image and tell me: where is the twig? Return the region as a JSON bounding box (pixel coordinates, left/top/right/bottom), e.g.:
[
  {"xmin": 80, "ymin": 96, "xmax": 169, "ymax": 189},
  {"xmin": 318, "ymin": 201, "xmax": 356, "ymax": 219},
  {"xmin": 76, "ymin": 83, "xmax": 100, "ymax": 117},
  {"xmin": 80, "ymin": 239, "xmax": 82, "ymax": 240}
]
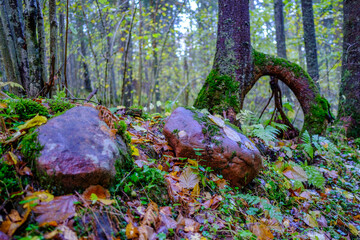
[{"xmin": 85, "ymin": 88, "xmax": 98, "ymax": 103}]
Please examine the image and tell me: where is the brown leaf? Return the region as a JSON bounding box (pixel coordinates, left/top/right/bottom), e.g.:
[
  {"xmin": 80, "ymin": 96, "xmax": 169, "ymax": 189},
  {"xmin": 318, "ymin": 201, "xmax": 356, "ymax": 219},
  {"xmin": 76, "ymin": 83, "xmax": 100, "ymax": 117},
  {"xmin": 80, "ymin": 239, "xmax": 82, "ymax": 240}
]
[
  {"xmin": 33, "ymin": 195, "xmax": 77, "ymax": 226},
  {"xmin": 138, "ymin": 225, "xmax": 155, "ymax": 240},
  {"xmin": 44, "ymin": 225, "xmax": 78, "ymax": 240},
  {"xmin": 282, "ymin": 165, "xmax": 308, "ymax": 182},
  {"xmin": 0, "ymin": 206, "xmax": 31, "ymax": 236},
  {"xmin": 249, "ymin": 223, "xmax": 274, "ymax": 240},
  {"xmin": 142, "ymin": 201, "xmax": 159, "ymax": 227},
  {"xmin": 82, "ymin": 185, "xmax": 110, "ymax": 201},
  {"xmin": 179, "ymin": 166, "xmax": 200, "ymax": 189}
]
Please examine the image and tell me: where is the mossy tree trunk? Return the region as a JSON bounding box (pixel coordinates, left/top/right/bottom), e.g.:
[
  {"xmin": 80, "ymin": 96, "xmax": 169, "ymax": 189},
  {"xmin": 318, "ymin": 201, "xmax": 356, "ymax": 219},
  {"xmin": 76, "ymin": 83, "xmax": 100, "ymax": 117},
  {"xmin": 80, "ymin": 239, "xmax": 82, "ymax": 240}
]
[
  {"xmin": 194, "ymin": 0, "xmax": 332, "ymax": 135},
  {"xmin": 338, "ymin": 0, "xmax": 360, "ymax": 138},
  {"xmin": 194, "ymin": 0, "xmax": 252, "ymax": 115}
]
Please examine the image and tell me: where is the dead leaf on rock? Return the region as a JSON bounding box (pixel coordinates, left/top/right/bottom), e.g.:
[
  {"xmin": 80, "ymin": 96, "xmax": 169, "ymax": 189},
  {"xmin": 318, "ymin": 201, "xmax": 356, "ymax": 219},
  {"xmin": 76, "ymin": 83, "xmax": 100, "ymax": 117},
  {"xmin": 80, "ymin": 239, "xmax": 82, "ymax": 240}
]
[
  {"xmin": 33, "ymin": 195, "xmax": 78, "ymax": 226},
  {"xmin": 179, "ymin": 166, "xmax": 200, "ymax": 189},
  {"xmin": 208, "ymin": 115, "xmax": 225, "ymax": 128},
  {"xmin": 223, "ymin": 125, "xmax": 242, "ymax": 142}
]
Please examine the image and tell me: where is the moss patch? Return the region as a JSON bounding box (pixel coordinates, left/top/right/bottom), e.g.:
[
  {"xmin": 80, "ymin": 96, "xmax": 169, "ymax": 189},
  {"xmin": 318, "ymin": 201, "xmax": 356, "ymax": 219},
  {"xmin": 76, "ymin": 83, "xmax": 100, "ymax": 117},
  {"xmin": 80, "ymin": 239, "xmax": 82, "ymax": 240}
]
[
  {"xmin": 303, "ymin": 96, "xmax": 332, "ymax": 135},
  {"xmin": 194, "ymin": 69, "xmax": 241, "ymax": 114},
  {"xmin": 9, "ymin": 99, "xmax": 49, "ymax": 120}
]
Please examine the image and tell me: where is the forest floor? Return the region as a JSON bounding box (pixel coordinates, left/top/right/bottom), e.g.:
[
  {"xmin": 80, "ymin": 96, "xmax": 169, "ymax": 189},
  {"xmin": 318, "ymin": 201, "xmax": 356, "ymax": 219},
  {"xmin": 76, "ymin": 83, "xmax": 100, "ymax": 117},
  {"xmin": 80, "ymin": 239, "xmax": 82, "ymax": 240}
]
[{"xmin": 0, "ymin": 96, "xmax": 359, "ymax": 240}]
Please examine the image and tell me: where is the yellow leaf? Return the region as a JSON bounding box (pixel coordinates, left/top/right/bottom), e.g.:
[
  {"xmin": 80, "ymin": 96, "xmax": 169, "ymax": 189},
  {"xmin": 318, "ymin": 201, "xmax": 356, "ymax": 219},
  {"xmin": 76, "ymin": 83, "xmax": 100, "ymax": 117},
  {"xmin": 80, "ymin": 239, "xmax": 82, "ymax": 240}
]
[
  {"xmin": 18, "ymin": 115, "xmax": 47, "ymax": 131},
  {"xmin": 9, "ymin": 152, "xmax": 19, "ymax": 165},
  {"xmin": 131, "ymin": 145, "xmax": 140, "ymax": 156},
  {"xmin": 125, "ymin": 222, "xmax": 139, "ymax": 239},
  {"xmin": 188, "ymin": 159, "xmax": 198, "ymax": 167},
  {"xmin": 98, "ymin": 199, "xmax": 115, "ymax": 205},
  {"xmin": 157, "ymin": 164, "xmax": 163, "ymax": 171},
  {"xmin": 0, "ymin": 102, "xmax": 7, "ymax": 109},
  {"xmin": 191, "ymin": 183, "xmax": 200, "ymax": 197},
  {"xmin": 304, "ymin": 213, "xmax": 318, "ymax": 228},
  {"xmin": 121, "ymin": 37, "xmax": 126, "ymax": 41},
  {"xmin": 348, "ymin": 223, "xmax": 359, "ymax": 236}
]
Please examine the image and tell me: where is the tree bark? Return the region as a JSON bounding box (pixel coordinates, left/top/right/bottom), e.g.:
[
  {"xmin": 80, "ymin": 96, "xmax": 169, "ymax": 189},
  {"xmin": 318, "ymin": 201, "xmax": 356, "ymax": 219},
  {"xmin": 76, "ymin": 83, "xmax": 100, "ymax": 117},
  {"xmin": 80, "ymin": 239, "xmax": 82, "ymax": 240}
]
[
  {"xmin": 36, "ymin": 0, "xmax": 46, "ymax": 89},
  {"xmin": 301, "ymin": 0, "xmax": 320, "ymax": 89},
  {"xmin": 24, "ymin": 0, "xmax": 43, "ymax": 97},
  {"xmin": 338, "ymin": 0, "xmax": 360, "ymax": 138},
  {"xmin": 48, "ymin": 0, "xmax": 57, "ymax": 96},
  {"xmin": 273, "ymin": 0, "xmax": 291, "ymax": 101}
]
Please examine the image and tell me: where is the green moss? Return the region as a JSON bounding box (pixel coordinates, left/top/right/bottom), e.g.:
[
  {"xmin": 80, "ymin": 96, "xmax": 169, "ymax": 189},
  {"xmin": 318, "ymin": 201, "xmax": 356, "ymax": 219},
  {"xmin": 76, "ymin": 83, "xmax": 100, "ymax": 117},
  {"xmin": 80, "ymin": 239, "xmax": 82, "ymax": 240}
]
[
  {"xmin": 0, "ymin": 161, "xmax": 20, "ymax": 201},
  {"xmin": 252, "ymin": 49, "xmax": 317, "ymax": 92},
  {"xmin": 47, "ymin": 99, "xmax": 74, "ymax": 113},
  {"xmin": 9, "ymin": 99, "xmax": 49, "ymax": 120},
  {"xmin": 194, "ymin": 69, "xmax": 241, "ymax": 114},
  {"xmin": 19, "ymin": 129, "xmax": 44, "ymax": 163},
  {"xmin": 303, "ymin": 96, "xmax": 332, "ymax": 135}
]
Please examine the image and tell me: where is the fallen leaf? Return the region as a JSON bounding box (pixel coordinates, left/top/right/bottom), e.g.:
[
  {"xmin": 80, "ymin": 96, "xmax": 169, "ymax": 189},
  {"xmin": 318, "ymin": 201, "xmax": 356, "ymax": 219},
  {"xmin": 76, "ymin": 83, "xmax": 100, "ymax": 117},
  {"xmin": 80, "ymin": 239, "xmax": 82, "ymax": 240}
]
[
  {"xmin": 208, "ymin": 115, "xmax": 225, "ymax": 128},
  {"xmin": 125, "ymin": 222, "xmax": 139, "ymax": 239},
  {"xmin": 0, "ymin": 102, "xmax": 7, "ymax": 108},
  {"xmin": 348, "ymin": 223, "xmax": 359, "ymax": 236},
  {"xmin": 131, "ymin": 145, "xmax": 140, "ymax": 156},
  {"xmin": 142, "ymin": 201, "xmax": 159, "ymax": 226},
  {"xmin": 282, "ymin": 165, "xmax": 308, "ymax": 182},
  {"xmin": 249, "ymin": 222, "xmax": 274, "ymax": 240},
  {"xmin": 138, "ymin": 225, "xmax": 155, "ymax": 240},
  {"xmin": 18, "ymin": 115, "xmax": 47, "ymax": 131},
  {"xmin": 82, "ymin": 185, "xmax": 114, "ymax": 205},
  {"xmin": 33, "ymin": 195, "xmax": 77, "ymax": 226},
  {"xmin": 191, "ymin": 183, "xmax": 200, "ymax": 197},
  {"xmin": 223, "ymin": 125, "xmax": 242, "ymax": 142},
  {"xmin": 179, "ymin": 166, "xmax": 200, "ymax": 189},
  {"xmin": 304, "ymin": 213, "xmax": 318, "ymax": 228}
]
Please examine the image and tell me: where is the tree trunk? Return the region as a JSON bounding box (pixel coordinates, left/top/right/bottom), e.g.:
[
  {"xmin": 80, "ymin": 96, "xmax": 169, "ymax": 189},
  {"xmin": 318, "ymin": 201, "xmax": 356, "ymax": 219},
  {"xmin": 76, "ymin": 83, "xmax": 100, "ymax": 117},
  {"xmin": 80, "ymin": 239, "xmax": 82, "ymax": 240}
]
[
  {"xmin": 195, "ymin": 0, "xmax": 252, "ymax": 115},
  {"xmin": 0, "ymin": 19, "xmax": 18, "ymax": 91},
  {"xmin": 36, "ymin": 0, "xmax": 46, "ymax": 89},
  {"xmin": 273, "ymin": 0, "xmax": 291, "ymax": 101},
  {"xmin": 301, "ymin": 0, "xmax": 320, "ymax": 89},
  {"xmin": 0, "ymin": 0, "xmax": 28, "ymax": 94},
  {"xmin": 48, "ymin": 0, "xmax": 57, "ymax": 96},
  {"xmin": 24, "ymin": 0, "xmax": 43, "ymax": 97},
  {"xmin": 338, "ymin": 0, "xmax": 360, "ymax": 138},
  {"xmin": 194, "ymin": 0, "xmax": 332, "ymax": 135},
  {"xmin": 76, "ymin": 13, "xmax": 92, "ymax": 93}
]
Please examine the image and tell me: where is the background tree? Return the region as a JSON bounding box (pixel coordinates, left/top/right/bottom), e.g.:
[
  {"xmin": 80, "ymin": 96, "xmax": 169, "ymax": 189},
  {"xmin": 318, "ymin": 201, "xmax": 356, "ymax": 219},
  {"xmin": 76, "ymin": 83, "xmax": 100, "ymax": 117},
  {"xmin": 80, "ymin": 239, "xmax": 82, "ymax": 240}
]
[
  {"xmin": 338, "ymin": 0, "xmax": 360, "ymax": 138},
  {"xmin": 301, "ymin": 0, "xmax": 320, "ymax": 89}
]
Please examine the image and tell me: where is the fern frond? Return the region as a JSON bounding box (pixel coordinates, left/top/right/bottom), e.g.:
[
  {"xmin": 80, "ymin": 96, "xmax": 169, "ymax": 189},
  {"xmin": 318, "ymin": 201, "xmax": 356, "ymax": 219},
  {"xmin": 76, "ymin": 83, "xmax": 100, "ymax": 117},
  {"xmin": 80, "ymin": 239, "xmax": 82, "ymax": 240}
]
[
  {"xmin": 251, "ymin": 124, "xmax": 279, "ymax": 144},
  {"xmin": 301, "ymin": 130, "xmax": 311, "ymax": 144},
  {"xmin": 270, "ymin": 122, "xmax": 289, "ymax": 131},
  {"xmin": 304, "ymin": 166, "xmax": 325, "ymax": 189},
  {"xmin": 0, "ymin": 81, "xmax": 24, "ymax": 90}
]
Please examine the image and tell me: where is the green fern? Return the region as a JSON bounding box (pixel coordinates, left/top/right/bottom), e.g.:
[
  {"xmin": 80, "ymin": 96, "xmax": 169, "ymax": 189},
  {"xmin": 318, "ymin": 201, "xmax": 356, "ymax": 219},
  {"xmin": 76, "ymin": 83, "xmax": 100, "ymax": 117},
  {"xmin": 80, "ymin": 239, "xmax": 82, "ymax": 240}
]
[
  {"xmin": 300, "ymin": 131, "xmax": 339, "ymax": 159},
  {"xmin": 251, "ymin": 124, "xmax": 279, "ymax": 144},
  {"xmin": 304, "ymin": 165, "xmax": 325, "ymax": 189},
  {"xmin": 0, "ymin": 81, "xmax": 24, "ymax": 90},
  {"xmin": 270, "ymin": 121, "xmax": 289, "ymax": 132}
]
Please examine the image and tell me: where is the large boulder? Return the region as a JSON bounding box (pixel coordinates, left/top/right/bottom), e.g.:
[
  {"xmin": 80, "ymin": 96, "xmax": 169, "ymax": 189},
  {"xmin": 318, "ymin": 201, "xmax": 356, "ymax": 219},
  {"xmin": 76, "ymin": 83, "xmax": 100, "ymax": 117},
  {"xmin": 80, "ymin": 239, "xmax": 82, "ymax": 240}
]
[
  {"xmin": 36, "ymin": 106, "xmax": 128, "ymax": 192},
  {"xmin": 163, "ymin": 107, "xmax": 263, "ymax": 187}
]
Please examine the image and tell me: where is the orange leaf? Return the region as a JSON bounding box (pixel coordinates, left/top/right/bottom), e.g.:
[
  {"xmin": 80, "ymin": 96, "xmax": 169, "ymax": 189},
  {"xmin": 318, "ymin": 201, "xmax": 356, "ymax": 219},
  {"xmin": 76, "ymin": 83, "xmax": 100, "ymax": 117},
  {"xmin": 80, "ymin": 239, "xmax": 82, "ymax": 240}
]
[
  {"xmin": 249, "ymin": 223, "xmax": 274, "ymax": 240},
  {"xmin": 126, "ymin": 222, "xmax": 139, "ymax": 239}
]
